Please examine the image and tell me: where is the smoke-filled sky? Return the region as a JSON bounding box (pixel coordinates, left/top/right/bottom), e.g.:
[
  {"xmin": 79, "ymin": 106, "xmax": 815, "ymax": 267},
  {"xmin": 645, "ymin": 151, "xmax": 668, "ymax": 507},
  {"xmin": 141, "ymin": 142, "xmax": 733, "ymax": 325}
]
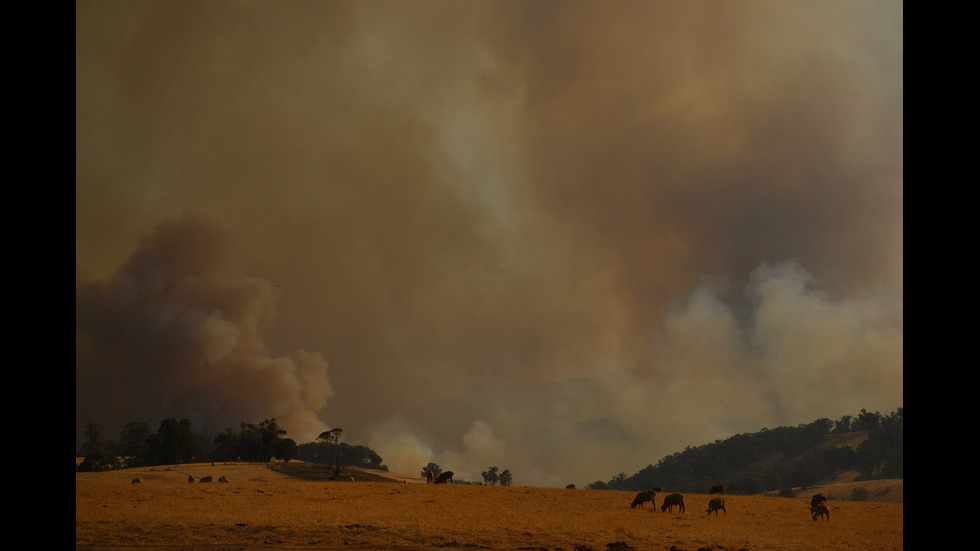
[{"xmin": 76, "ymin": 0, "xmax": 902, "ymax": 486}]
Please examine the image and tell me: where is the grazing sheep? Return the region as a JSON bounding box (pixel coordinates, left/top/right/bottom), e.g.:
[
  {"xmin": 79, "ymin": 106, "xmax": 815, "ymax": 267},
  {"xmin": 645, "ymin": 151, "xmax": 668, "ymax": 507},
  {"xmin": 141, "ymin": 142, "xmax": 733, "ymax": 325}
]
[
  {"xmin": 218, "ymin": 476, "xmax": 229, "ymax": 483},
  {"xmin": 630, "ymin": 490, "xmax": 656, "ymax": 509},
  {"xmin": 199, "ymin": 475, "xmax": 214, "ymax": 483},
  {"xmin": 709, "ymin": 484, "xmax": 726, "ymax": 495},
  {"xmin": 434, "ymin": 471, "xmax": 454, "ymax": 484},
  {"xmin": 706, "ymin": 497, "xmax": 726, "ymax": 516},
  {"xmin": 187, "ymin": 475, "xmax": 195, "ymax": 483},
  {"xmin": 131, "ymin": 478, "xmax": 143, "ymax": 484},
  {"xmin": 566, "ymin": 484, "xmax": 576, "ymax": 489},
  {"xmin": 811, "ymin": 501, "xmax": 830, "ymax": 521},
  {"xmin": 660, "ymin": 493, "xmax": 685, "ymax": 513}
]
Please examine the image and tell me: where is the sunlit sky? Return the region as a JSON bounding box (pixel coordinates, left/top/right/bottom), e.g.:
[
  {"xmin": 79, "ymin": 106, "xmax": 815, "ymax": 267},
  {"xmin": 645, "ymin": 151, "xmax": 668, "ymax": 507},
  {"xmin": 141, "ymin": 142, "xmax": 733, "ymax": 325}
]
[{"xmin": 76, "ymin": 0, "xmax": 902, "ymax": 486}]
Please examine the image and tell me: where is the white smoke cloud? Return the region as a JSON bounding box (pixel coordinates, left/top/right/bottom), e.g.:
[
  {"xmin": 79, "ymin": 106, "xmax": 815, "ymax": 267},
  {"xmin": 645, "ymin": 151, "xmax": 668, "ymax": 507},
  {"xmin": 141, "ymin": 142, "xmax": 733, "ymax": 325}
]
[
  {"xmin": 365, "ymin": 260, "xmax": 902, "ymax": 486},
  {"xmin": 365, "ymin": 415, "xmax": 434, "ymax": 477},
  {"xmin": 591, "ymin": 260, "xmax": 903, "ymax": 471}
]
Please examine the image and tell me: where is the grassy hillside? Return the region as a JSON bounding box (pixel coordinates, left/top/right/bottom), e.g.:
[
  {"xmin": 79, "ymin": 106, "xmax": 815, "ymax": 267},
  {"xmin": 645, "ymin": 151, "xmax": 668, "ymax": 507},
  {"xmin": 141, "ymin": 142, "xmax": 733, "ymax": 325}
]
[
  {"xmin": 77, "ymin": 462, "xmax": 903, "ymax": 550},
  {"xmin": 597, "ymin": 414, "xmax": 902, "ymax": 498},
  {"xmin": 267, "ymin": 460, "xmax": 407, "ymax": 482}
]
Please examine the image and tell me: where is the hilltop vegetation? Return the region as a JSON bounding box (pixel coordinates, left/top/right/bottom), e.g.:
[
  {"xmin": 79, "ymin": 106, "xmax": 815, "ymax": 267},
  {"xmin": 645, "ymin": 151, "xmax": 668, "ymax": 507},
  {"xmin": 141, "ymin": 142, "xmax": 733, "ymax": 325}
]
[
  {"xmin": 78, "ymin": 406, "xmax": 902, "ymax": 499},
  {"xmin": 587, "ymin": 407, "xmax": 903, "ymax": 496},
  {"xmin": 76, "ymin": 418, "xmax": 387, "ymax": 477}
]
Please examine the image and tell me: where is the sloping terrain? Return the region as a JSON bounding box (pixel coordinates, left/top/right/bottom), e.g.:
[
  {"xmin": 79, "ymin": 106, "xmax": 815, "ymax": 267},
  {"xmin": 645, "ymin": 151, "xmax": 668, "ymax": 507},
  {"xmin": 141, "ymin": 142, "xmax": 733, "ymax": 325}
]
[{"xmin": 267, "ymin": 461, "xmax": 421, "ymax": 482}]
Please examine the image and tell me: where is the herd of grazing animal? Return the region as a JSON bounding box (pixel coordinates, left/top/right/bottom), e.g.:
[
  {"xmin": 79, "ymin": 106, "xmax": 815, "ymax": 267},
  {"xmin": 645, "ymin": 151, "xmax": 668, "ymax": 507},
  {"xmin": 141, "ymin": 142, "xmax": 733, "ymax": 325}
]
[
  {"xmin": 625, "ymin": 486, "xmax": 830, "ymax": 522},
  {"xmin": 125, "ymin": 470, "xmax": 829, "ymax": 523}
]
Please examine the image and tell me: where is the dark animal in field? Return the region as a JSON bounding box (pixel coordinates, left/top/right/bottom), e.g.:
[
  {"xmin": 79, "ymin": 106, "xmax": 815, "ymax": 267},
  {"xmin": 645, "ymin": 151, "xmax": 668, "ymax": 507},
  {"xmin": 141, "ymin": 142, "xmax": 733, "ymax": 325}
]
[
  {"xmin": 811, "ymin": 501, "xmax": 830, "ymax": 521},
  {"xmin": 187, "ymin": 475, "xmax": 195, "ymax": 483},
  {"xmin": 434, "ymin": 471, "xmax": 454, "ymax": 484},
  {"xmin": 650, "ymin": 486, "xmax": 663, "ymax": 492},
  {"xmin": 218, "ymin": 476, "xmax": 229, "ymax": 483},
  {"xmin": 706, "ymin": 497, "xmax": 726, "ymax": 516},
  {"xmin": 709, "ymin": 484, "xmax": 725, "ymax": 495},
  {"xmin": 630, "ymin": 490, "xmax": 656, "ymax": 509},
  {"xmin": 660, "ymin": 493, "xmax": 685, "ymax": 513},
  {"xmin": 131, "ymin": 478, "xmax": 142, "ymax": 484},
  {"xmin": 199, "ymin": 475, "xmax": 214, "ymax": 483},
  {"xmin": 424, "ymin": 470, "xmax": 434, "ymax": 484},
  {"xmin": 809, "ymin": 494, "xmax": 829, "ymax": 520},
  {"xmin": 566, "ymin": 484, "xmax": 576, "ymax": 489}
]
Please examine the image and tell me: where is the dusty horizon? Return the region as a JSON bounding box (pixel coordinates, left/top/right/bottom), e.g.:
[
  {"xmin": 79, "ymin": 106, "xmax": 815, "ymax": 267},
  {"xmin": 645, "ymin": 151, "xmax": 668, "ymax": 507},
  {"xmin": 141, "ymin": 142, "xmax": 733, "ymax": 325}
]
[{"xmin": 77, "ymin": 0, "xmax": 902, "ymax": 486}]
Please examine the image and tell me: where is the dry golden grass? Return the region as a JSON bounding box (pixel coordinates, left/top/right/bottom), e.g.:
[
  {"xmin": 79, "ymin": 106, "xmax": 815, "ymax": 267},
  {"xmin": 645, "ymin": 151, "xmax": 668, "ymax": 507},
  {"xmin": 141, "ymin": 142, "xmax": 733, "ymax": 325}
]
[{"xmin": 76, "ymin": 463, "xmax": 902, "ymax": 551}]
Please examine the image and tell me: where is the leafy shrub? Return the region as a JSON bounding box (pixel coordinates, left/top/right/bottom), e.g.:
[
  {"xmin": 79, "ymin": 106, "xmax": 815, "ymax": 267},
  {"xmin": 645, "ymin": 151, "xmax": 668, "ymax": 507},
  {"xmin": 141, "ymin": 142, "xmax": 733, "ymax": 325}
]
[{"xmin": 76, "ymin": 452, "xmax": 122, "ymax": 472}]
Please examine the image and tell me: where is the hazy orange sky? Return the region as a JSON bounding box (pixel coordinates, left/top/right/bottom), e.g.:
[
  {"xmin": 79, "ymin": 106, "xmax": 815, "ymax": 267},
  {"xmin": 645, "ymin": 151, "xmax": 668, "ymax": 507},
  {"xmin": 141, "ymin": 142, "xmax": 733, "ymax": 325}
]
[{"xmin": 76, "ymin": 0, "xmax": 902, "ymax": 486}]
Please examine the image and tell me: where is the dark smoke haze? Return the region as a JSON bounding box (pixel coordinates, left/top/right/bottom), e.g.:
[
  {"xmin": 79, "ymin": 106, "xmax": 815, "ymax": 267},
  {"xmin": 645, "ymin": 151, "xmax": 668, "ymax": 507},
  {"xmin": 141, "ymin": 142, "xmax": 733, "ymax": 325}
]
[{"xmin": 76, "ymin": 1, "xmax": 902, "ymax": 486}]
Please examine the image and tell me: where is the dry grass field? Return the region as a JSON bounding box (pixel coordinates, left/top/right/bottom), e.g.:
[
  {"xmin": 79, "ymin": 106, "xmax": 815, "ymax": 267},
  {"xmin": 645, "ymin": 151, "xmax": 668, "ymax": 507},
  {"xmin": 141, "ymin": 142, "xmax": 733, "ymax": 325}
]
[{"xmin": 76, "ymin": 462, "xmax": 902, "ymax": 551}]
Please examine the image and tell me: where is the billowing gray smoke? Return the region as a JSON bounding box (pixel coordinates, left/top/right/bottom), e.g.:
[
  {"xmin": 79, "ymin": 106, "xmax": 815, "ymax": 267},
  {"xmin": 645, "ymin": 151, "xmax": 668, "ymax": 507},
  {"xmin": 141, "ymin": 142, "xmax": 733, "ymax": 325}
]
[
  {"xmin": 76, "ymin": 1, "xmax": 902, "ymax": 484},
  {"xmin": 76, "ymin": 214, "xmax": 333, "ymax": 444}
]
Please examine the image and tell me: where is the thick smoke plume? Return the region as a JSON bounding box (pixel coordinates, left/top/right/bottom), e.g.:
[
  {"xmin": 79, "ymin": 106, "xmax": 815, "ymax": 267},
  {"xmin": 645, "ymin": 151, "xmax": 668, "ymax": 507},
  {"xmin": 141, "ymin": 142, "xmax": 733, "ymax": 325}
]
[
  {"xmin": 77, "ymin": 1, "xmax": 901, "ymax": 485},
  {"xmin": 76, "ymin": 214, "xmax": 333, "ymax": 443}
]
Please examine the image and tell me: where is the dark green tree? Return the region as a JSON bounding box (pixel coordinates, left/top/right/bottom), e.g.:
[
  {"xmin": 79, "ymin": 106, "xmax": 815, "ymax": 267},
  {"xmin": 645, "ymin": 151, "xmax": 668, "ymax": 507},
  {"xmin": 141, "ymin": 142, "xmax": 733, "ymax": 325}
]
[
  {"xmin": 146, "ymin": 418, "xmax": 200, "ymax": 465},
  {"xmin": 728, "ymin": 476, "xmax": 761, "ymax": 495},
  {"xmin": 853, "ymin": 408, "xmax": 883, "ymax": 431},
  {"xmin": 422, "ymin": 463, "xmax": 442, "ymax": 479},
  {"xmin": 212, "ymin": 427, "xmax": 240, "ymax": 462},
  {"xmin": 317, "ymin": 428, "xmax": 346, "ymax": 480},
  {"xmin": 276, "ymin": 438, "xmax": 298, "ymax": 462},
  {"xmin": 120, "ymin": 421, "xmax": 150, "ymax": 450},
  {"xmin": 210, "ymin": 419, "xmax": 291, "ymax": 462},
  {"xmin": 118, "ymin": 421, "xmax": 152, "ymax": 467},
  {"xmin": 81, "ymin": 423, "xmax": 105, "ymax": 455},
  {"xmin": 855, "ymin": 416, "xmax": 903, "ymax": 480},
  {"xmin": 294, "ymin": 441, "xmax": 384, "ymax": 469},
  {"xmin": 237, "ymin": 419, "xmax": 287, "ymax": 461},
  {"xmin": 834, "ymin": 415, "xmax": 854, "ymax": 433},
  {"xmin": 763, "ymin": 470, "xmax": 783, "ymax": 491},
  {"xmin": 76, "ymin": 451, "xmax": 121, "ymax": 472},
  {"xmin": 481, "ymin": 466, "xmax": 499, "ymax": 485},
  {"xmin": 339, "ymin": 444, "xmax": 383, "ymax": 469}
]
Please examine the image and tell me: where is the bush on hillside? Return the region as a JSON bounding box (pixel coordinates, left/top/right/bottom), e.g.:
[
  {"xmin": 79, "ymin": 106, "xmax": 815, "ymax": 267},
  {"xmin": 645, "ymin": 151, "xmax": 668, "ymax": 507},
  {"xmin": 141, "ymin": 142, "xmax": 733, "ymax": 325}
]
[{"xmin": 77, "ymin": 451, "xmax": 122, "ymax": 472}]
